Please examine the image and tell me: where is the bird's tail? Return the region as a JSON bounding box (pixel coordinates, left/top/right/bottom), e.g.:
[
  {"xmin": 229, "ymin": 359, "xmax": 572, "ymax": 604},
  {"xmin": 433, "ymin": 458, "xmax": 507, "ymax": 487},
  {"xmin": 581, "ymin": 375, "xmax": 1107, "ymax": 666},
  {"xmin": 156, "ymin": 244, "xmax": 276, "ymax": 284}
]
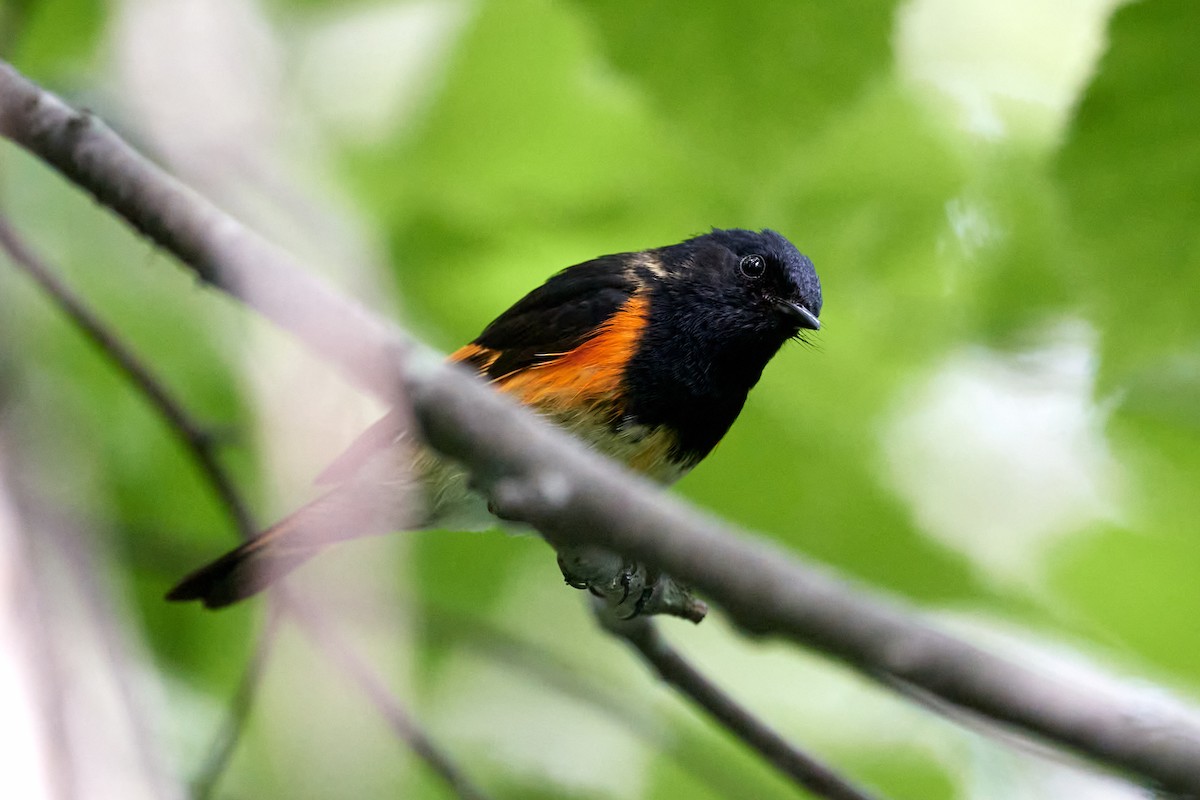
[
  {"xmin": 165, "ymin": 508, "xmax": 323, "ymax": 608},
  {"xmin": 166, "ymin": 482, "xmax": 417, "ymax": 608}
]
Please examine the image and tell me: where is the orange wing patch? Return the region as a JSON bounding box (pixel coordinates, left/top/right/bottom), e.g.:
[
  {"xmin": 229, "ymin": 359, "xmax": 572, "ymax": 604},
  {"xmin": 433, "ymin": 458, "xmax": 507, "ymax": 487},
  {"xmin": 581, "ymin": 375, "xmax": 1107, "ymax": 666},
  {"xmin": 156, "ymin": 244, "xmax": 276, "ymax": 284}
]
[
  {"xmin": 447, "ymin": 295, "xmax": 683, "ymax": 481},
  {"xmin": 491, "ymin": 294, "xmax": 649, "ymax": 412},
  {"xmin": 449, "ymin": 343, "xmax": 500, "ymax": 375}
]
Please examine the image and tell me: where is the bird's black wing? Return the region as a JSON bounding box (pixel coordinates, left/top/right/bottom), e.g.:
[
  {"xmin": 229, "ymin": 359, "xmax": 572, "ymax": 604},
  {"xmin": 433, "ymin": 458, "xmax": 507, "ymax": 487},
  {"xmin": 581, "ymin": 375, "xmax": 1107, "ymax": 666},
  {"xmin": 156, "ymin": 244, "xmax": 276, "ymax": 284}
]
[
  {"xmin": 316, "ymin": 253, "xmax": 641, "ymax": 485},
  {"xmin": 465, "ymin": 253, "xmax": 640, "ymax": 379}
]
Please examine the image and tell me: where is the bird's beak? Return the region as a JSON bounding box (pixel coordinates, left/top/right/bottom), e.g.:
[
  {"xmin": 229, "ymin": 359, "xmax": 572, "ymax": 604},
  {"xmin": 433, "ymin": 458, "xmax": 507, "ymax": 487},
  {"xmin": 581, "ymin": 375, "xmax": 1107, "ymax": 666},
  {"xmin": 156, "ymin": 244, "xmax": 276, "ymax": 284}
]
[{"xmin": 775, "ymin": 299, "xmax": 820, "ymax": 331}]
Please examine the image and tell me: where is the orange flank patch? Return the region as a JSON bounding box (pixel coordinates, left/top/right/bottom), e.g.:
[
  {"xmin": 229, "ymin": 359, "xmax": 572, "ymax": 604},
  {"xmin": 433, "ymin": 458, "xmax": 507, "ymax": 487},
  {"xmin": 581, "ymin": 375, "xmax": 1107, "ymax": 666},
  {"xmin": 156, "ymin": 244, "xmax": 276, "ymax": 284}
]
[{"xmin": 493, "ymin": 294, "xmax": 649, "ymax": 412}]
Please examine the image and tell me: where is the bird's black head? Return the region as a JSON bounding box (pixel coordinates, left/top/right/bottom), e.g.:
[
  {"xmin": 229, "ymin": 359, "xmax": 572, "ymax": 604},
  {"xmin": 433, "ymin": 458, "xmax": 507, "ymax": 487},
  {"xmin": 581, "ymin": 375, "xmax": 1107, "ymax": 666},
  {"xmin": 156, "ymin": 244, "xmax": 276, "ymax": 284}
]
[
  {"xmin": 620, "ymin": 227, "xmax": 822, "ymax": 463},
  {"xmin": 654, "ymin": 227, "xmax": 822, "ymax": 339}
]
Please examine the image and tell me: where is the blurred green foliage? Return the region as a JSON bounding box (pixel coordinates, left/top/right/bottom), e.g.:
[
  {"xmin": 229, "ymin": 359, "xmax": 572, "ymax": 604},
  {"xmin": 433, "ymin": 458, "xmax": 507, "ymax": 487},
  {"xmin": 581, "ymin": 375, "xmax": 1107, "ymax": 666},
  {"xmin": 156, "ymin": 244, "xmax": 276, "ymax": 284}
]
[
  {"xmin": 1057, "ymin": 0, "xmax": 1200, "ymax": 382},
  {"xmin": 3, "ymin": 0, "xmax": 1199, "ymax": 798},
  {"xmin": 2, "ymin": 0, "xmax": 104, "ymax": 78}
]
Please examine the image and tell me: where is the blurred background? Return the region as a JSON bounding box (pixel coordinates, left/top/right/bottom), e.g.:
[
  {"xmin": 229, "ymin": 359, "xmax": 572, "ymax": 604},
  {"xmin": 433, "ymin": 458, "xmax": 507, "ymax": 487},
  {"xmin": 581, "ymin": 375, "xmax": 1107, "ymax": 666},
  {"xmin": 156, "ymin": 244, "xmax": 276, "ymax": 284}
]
[{"xmin": 1, "ymin": 0, "xmax": 1198, "ymax": 797}]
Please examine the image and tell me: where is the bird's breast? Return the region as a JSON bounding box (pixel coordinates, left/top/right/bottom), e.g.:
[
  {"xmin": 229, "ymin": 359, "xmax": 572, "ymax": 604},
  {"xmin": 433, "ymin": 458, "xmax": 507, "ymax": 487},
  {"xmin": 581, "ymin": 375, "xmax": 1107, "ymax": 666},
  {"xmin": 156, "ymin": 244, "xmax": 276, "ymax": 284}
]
[{"xmin": 544, "ymin": 404, "xmax": 691, "ymax": 485}]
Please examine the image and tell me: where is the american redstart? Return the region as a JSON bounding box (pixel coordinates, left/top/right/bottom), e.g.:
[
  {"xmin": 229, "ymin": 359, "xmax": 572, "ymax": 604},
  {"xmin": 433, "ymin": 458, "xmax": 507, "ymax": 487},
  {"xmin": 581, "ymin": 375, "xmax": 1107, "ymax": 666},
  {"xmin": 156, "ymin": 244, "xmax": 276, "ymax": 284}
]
[{"xmin": 168, "ymin": 228, "xmax": 822, "ymax": 618}]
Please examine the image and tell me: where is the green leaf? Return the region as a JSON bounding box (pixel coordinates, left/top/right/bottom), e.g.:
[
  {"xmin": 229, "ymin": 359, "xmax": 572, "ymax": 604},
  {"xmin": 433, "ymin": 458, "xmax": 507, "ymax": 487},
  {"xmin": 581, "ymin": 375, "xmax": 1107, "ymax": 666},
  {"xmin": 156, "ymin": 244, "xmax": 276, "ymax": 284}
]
[{"xmin": 1056, "ymin": 0, "xmax": 1200, "ymax": 378}]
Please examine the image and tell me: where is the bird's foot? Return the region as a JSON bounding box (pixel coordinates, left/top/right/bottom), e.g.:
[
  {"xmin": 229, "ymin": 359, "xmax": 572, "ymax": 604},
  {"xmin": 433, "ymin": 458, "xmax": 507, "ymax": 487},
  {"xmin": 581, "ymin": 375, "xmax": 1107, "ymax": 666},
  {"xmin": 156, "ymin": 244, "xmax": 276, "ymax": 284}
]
[{"xmin": 556, "ymin": 546, "xmax": 707, "ymax": 623}]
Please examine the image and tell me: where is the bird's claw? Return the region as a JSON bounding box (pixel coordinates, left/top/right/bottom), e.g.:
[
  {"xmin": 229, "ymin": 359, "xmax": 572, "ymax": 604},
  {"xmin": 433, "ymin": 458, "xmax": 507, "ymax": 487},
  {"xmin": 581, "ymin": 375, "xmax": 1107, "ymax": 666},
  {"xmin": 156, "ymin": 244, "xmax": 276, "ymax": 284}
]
[
  {"xmin": 557, "ymin": 553, "xmax": 592, "ymax": 590},
  {"xmin": 556, "ymin": 546, "xmax": 704, "ymax": 622}
]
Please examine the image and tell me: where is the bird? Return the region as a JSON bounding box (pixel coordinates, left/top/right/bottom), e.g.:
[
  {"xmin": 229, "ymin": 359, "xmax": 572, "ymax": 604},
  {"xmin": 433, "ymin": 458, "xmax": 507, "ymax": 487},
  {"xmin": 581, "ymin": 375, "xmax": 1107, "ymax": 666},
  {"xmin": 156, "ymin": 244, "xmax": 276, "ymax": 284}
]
[{"xmin": 167, "ymin": 228, "xmax": 822, "ymax": 616}]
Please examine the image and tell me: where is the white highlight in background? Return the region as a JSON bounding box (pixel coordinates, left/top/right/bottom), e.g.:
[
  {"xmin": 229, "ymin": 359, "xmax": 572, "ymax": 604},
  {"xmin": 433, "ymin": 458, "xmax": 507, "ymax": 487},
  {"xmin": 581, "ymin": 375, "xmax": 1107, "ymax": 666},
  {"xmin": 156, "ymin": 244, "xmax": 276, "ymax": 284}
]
[
  {"xmin": 896, "ymin": 0, "xmax": 1125, "ymax": 140},
  {"xmin": 880, "ymin": 321, "xmax": 1123, "ymax": 585},
  {"xmin": 0, "ymin": 468, "xmax": 52, "ymax": 800}
]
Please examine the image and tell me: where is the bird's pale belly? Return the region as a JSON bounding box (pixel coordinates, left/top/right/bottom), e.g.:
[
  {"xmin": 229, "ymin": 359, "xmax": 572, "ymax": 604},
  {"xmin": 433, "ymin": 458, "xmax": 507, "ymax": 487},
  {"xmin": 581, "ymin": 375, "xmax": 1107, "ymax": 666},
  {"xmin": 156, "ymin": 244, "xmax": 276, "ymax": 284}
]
[{"xmin": 421, "ymin": 407, "xmax": 689, "ymax": 532}]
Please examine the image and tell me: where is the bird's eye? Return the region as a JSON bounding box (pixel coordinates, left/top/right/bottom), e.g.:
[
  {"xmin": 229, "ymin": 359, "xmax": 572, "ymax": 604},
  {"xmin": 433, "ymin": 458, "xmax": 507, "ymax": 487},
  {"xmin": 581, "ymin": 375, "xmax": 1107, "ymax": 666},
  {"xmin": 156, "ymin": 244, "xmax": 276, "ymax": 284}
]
[{"xmin": 739, "ymin": 254, "xmax": 766, "ymax": 279}]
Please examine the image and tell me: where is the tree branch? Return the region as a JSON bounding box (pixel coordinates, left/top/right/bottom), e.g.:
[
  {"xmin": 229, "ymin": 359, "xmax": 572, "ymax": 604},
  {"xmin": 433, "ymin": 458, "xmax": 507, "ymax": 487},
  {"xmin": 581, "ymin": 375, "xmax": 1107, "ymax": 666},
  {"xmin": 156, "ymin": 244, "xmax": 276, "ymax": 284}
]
[
  {"xmin": 282, "ymin": 592, "xmax": 495, "ymax": 800},
  {"xmin": 4, "ymin": 60, "xmax": 1200, "ymax": 795},
  {"xmin": 602, "ymin": 615, "xmax": 880, "ymax": 800},
  {"xmin": 191, "ymin": 613, "xmax": 279, "ymax": 800},
  {"xmin": 0, "ymin": 213, "xmax": 257, "ymax": 539},
  {"xmin": 419, "ymin": 599, "xmax": 792, "ymax": 799},
  {"xmin": 0, "ymin": 210, "xmax": 490, "ymax": 800}
]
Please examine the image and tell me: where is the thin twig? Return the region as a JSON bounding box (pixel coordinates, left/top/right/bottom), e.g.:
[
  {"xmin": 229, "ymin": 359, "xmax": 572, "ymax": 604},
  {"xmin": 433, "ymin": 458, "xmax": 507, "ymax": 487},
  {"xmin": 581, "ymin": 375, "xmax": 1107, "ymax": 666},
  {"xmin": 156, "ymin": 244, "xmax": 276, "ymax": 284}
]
[
  {"xmin": 417, "ymin": 597, "xmax": 797, "ymax": 800},
  {"xmin": 603, "ymin": 615, "xmax": 882, "ymax": 800},
  {"xmin": 191, "ymin": 611, "xmax": 281, "ymax": 800},
  {"xmin": 0, "ymin": 213, "xmax": 269, "ymax": 796},
  {"xmin": 0, "ymin": 474, "xmax": 80, "ymax": 800},
  {"xmin": 0, "ymin": 214, "xmax": 490, "ymax": 800},
  {"xmin": 867, "ymin": 669, "xmax": 1107, "ymax": 777},
  {"xmin": 283, "ymin": 592, "xmax": 495, "ymax": 800},
  {"xmin": 4, "ymin": 489, "xmax": 185, "ymax": 799},
  {"xmin": 0, "ymin": 213, "xmax": 256, "ymax": 539},
  {"xmin": 3, "ymin": 61, "xmax": 1200, "ymax": 794}
]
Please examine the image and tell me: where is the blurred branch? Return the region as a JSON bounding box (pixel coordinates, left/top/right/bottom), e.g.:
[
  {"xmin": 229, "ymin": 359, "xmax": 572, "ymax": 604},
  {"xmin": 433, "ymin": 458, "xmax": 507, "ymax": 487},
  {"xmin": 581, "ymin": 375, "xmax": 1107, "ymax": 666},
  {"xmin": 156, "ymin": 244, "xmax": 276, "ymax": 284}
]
[
  {"xmin": 191, "ymin": 612, "xmax": 279, "ymax": 800},
  {"xmin": 4, "ymin": 60, "xmax": 1200, "ymax": 795},
  {"xmin": 0, "ymin": 214, "xmax": 280, "ymax": 800},
  {"xmin": 0, "ymin": 479, "xmax": 79, "ymax": 800},
  {"xmin": 869, "ymin": 670, "xmax": 1099, "ymax": 775},
  {"xmin": 0, "ymin": 214, "xmax": 257, "ymax": 539},
  {"xmin": 602, "ymin": 615, "xmax": 880, "ymax": 800},
  {"xmin": 2, "ymin": 487, "xmax": 187, "ymax": 798},
  {"xmin": 0, "ymin": 213, "xmax": 490, "ymax": 800},
  {"xmin": 42, "ymin": 505, "xmax": 181, "ymax": 799},
  {"xmin": 0, "ymin": 211, "xmax": 269, "ymax": 799},
  {"xmin": 282, "ymin": 592, "xmax": 495, "ymax": 800},
  {"xmin": 420, "ymin": 597, "xmax": 795, "ymax": 800}
]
